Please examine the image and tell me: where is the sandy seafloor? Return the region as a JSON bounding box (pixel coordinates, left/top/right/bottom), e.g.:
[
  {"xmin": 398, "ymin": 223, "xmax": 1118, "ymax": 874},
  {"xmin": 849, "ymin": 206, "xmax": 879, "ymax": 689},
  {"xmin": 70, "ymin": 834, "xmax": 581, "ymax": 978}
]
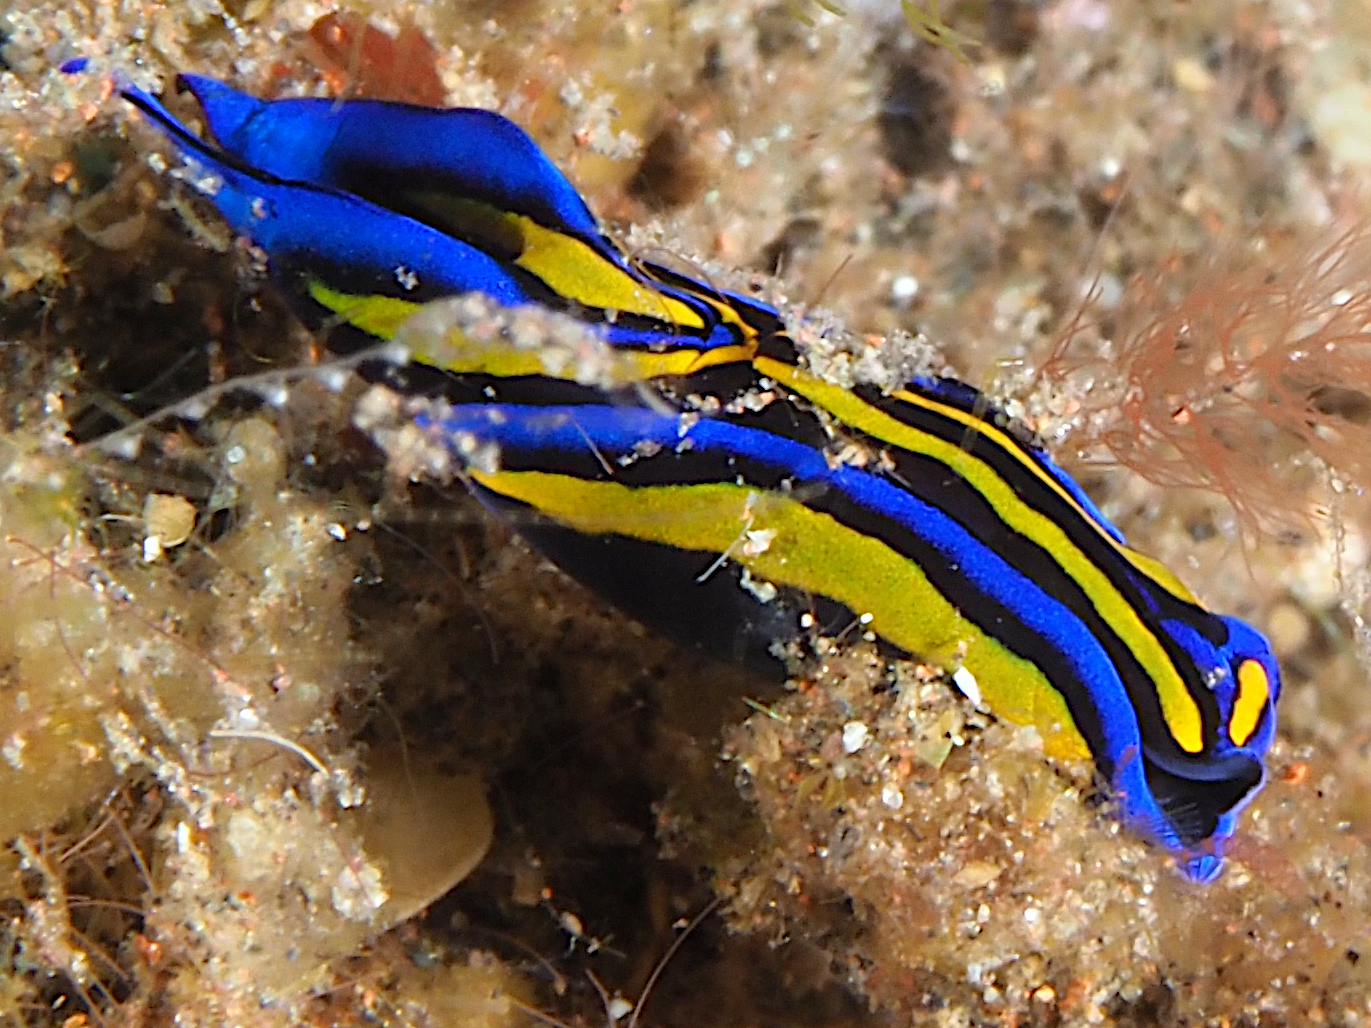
[{"xmin": 3, "ymin": 0, "xmax": 1371, "ymax": 1025}]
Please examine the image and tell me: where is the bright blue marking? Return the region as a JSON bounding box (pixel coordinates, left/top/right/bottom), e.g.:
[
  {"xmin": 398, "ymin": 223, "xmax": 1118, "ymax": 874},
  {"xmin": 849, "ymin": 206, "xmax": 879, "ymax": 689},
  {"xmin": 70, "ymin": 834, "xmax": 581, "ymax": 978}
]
[
  {"xmin": 911, "ymin": 375, "xmax": 1127, "ymax": 546},
  {"xmin": 174, "ymin": 76, "xmax": 757, "ymax": 353},
  {"xmin": 178, "ymin": 74, "xmax": 604, "ymax": 248},
  {"xmin": 427, "ymin": 400, "xmax": 1196, "ymax": 856},
  {"xmin": 122, "ymin": 83, "xmax": 535, "ymax": 308}
]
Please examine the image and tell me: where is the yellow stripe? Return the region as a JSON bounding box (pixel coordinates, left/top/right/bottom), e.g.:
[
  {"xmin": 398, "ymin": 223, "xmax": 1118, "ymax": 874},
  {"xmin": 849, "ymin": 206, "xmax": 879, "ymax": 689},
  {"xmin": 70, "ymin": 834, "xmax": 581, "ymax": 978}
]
[
  {"xmin": 1113, "ymin": 549, "xmax": 1199, "ymax": 604},
  {"xmin": 472, "ymin": 467, "xmax": 1091, "ymax": 760},
  {"xmin": 638, "ymin": 267, "xmax": 761, "ymax": 345},
  {"xmin": 699, "ymin": 292, "xmax": 757, "ymax": 340},
  {"xmin": 306, "ymin": 280, "xmax": 755, "ymax": 379},
  {"xmin": 308, "ymin": 285, "xmax": 419, "ymax": 340},
  {"xmin": 889, "ymin": 385, "xmax": 1200, "ymax": 605},
  {"xmin": 511, "ymin": 216, "xmax": 708, "ymax": 329},
  {"xmin": 754, "ymin": 355, "xmax": 1207, "ymax": 754},
  {"xmin": 403, "ymin": 189, "xmax": 709, "ymax": 331},
  {"xmin": 1229, "ymin": 659, "xmax": 1269, "ymax": 746}
]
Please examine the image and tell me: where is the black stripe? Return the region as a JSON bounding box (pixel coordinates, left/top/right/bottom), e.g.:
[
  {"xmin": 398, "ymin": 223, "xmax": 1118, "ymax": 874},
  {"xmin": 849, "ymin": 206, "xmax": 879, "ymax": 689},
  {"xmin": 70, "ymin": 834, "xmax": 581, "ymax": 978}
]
[
  {"xmin": 802, "ymin": 480, "xmax": 1116, "ymax": 772},
  {"xmin": 358, "ymin": 366, "xmax": 628, "ymax": 406},
  {"xmin": 850, "ymin": 381, "xmax": 1225, "ymax": 743},
  {"xmin": 638, "ymin": 261, "xmax": 791, "ymax": 339},
  {"xmin": 486, "ymin": 428, "xmax": 1114, "ymax": 770},
  {"xmin": 493, "ymin": 437, "xmax": 796, "ymax": 492},
  {"xmin": 859, "ymin": 381, "xmax": 1230, "ymax": 645},
  {"xmin": 660, "ymin": 366, "xmax": 837, "ymax": 453},
  {"xmin": 873, "ymin": 444, "xmax": 1211, "ymax": 767},
  {"xmin": 468, "ymin": 479, "xmax": 863, "ymax": 674}
]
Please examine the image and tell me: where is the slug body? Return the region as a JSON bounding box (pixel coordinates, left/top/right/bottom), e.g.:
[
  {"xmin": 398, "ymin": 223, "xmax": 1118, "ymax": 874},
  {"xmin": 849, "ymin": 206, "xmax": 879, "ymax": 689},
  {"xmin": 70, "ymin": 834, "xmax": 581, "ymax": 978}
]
[{"xmin": 122, "ymin": 75, "xmax": 1281, "ymax": 882}]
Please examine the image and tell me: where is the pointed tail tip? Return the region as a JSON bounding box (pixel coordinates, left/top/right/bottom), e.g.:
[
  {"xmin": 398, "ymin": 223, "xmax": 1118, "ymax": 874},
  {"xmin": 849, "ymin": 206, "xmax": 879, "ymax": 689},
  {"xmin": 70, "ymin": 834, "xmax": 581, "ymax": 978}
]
[{"xmin": 173, "ymin": 74, "xmax": 268, "ymax": 149}]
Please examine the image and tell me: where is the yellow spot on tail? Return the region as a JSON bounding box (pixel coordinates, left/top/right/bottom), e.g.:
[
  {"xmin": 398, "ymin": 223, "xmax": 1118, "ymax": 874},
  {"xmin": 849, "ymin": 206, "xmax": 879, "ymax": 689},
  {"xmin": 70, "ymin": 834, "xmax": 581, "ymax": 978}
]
[
  {"xmin": 757, "ymin": 356, "xmax": 1208, "ymax": 755},
  {"xmin": 1229, "ymin": 659, "xmax": 1270, "ymax": 746}
]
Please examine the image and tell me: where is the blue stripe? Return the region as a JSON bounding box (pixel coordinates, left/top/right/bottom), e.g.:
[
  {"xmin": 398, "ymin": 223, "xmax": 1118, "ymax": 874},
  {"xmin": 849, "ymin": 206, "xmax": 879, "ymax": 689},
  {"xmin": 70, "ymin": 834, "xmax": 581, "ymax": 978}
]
[
  {"xmin": 909, "ymin": 376, "xmax": 1127, "ymax": 546},
  {"xmin": 179, "ymin": 74, "xmax": 604, "ymax": 243},
  {"xmin": 175, "ymin": 76, "xmax": 761, "ymax": 355},
  {"xmin": 427, "ymin": 402, "xmax": 1164, "ymax": 819},
  {"xmin": 123, "ymin": 84, "xmax": 538, "ymax": 308}
]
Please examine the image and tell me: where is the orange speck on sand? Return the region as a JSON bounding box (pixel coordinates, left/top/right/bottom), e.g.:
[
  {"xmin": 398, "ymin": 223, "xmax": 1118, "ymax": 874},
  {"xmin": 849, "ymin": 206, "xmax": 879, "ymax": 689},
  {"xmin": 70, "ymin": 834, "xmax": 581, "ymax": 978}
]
[
  {"xmin": 1282, "ymin": 760, "xmax": 1309, "ymax": 784},
  {"xmin": 133, "ymin": 933, "xmax": 163, "ymax": 967},
  {"xmin": 1060, "ymin": 978, "xmax": 1091, "ymax": 1010}
]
